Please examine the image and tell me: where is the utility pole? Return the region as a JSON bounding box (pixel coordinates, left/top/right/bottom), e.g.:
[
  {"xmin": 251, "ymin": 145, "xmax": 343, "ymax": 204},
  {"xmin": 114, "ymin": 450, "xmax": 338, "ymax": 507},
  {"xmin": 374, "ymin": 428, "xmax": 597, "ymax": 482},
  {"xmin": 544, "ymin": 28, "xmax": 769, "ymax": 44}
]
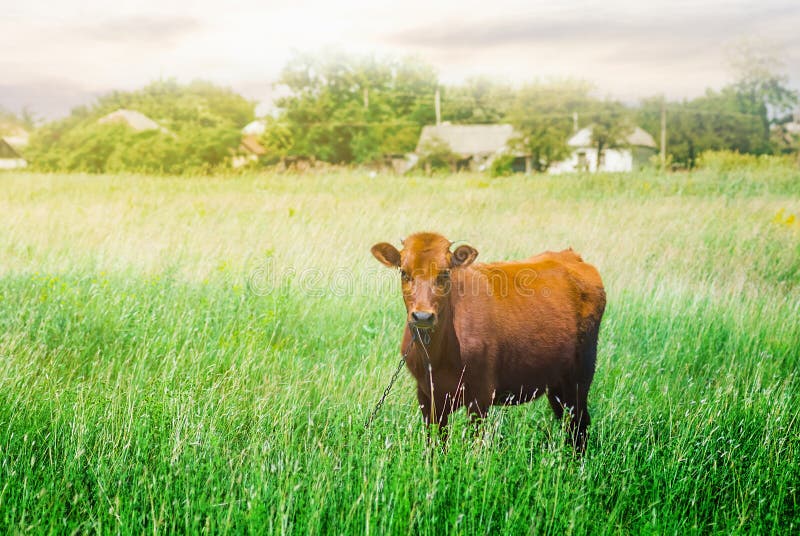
[
  {"xmin": 660, "ymin": 100, "xmax": 667, "ymax": 170},
  {"xmin": 363, "ymin": 88, "xmax": 369, "ymax": 110},
  {"xmin": 435, "ymin": 89, "xmax": 441, "ymax": 125},
  {"xmin": 573, "ymin": 111, "xmax": 578, "ymax": 133}
]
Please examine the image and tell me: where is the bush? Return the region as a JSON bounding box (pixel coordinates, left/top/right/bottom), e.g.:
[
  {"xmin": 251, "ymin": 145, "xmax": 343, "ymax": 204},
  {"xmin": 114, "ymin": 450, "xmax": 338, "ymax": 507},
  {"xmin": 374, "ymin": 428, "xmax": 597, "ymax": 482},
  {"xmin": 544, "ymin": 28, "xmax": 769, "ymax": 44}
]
[
  {"xmin": 26, "ymin": 80, "xmax": 254, "ymax": 175},
  {"xmin": 696, "ymin": 150, "xmax": 796, "ymax": 172},
  {"xmin": 489, "ymin": 154, "xmax": 515, "ymax": 177},
  {"xmin": 417, "ymin": 136, "xmax": 458, "ymax": 173}
]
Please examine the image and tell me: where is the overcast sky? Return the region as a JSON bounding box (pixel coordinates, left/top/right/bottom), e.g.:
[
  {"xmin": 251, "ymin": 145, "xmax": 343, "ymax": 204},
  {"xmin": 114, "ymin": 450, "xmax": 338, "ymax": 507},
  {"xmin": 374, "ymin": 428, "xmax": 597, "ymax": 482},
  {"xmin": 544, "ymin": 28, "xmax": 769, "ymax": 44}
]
[{"xmin": 2, "ymin": 0, "xmax": 799, "ymax": 118}]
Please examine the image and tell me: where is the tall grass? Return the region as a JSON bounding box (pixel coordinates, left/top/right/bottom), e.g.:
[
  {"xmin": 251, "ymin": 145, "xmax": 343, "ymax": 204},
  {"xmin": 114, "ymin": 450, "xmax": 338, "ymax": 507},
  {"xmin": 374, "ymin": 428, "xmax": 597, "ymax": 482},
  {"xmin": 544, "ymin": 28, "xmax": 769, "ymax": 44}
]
[{"xmin": 0, "ymin": 169, "xmax": 798, "ymax": 533}]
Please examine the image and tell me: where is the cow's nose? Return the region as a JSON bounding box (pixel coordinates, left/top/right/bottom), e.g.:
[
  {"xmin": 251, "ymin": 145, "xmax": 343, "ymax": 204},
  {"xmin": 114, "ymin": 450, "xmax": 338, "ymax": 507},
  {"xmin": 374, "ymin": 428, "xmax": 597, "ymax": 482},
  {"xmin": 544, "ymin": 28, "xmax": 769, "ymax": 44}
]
[{"xmin": 411, "ymin": 311, "xmax": 435, "ymax": 324}]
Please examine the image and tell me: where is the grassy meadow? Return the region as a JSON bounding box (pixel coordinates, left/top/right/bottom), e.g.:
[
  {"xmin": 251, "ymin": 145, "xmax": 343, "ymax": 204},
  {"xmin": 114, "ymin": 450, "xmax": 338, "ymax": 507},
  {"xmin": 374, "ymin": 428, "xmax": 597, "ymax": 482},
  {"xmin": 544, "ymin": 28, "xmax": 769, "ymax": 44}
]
[{"xmin": 0, "ymin": 168, "xmax": 798, "ymax": 534}]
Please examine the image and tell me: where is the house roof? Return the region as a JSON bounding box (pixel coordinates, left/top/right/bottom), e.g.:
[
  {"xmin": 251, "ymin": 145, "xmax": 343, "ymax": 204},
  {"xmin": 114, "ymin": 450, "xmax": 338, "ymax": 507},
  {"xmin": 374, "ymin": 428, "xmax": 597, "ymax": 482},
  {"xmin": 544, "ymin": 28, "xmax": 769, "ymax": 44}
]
[
  {"xmin": 627, "ymin": 126, "xmax": 658, "ymax": 148},
  {"xmin": 416, "ymin": 123, "xmax": 517, "ymax": 157},
  {"xmin": 241, "ymin": 135, "xmax": 266, "ymax": 155},
  {"xmin": 242, "ymin": 120, "xmax": 266, "ymax": 135},
  {"xmin": 568, "ymin": 125, "xmax": 657, "ymax": 149},
  {"xmin": 0, "ymin": 138, "xmax": 23, "ymax": 159},
  {"xmin": 1, "ymin": 128, "xmax": 29, "ymax": 149},
  {"xmin": 97, "ymin": 109, "xmax": 166, "ymax": 133}
]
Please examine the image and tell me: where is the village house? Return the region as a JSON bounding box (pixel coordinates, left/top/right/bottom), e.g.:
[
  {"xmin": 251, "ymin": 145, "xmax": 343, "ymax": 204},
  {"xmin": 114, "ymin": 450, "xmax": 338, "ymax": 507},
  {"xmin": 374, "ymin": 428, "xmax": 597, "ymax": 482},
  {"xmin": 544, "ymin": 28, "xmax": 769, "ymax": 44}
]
[
  {"xmin": 232, "ymin": 120, "xmax": 268, "ymax": 168},
  {"xmin": 0, "ymin": 127, "xmax": 29, "ymax": 170},
  {"xmin": 233, "ymin": 135, "xmax": 267, "ymax": 168},
  {"xmin": 771, "ymin": 109, "xmax": 800, "ymax": 143},
  {"xmin": 0, "ymin": 137, "xmax": 27, "ymax": 169},
  {"xmin": 97, "ymin": 109, "xmax": 168, "ymax": 133},
  {"xmin": 785, "ymin": 109, "xmax": 800, "ymax": 135},
  {"xmin": 242, "ymin": 119, "xmax": 266, "ymax": 136},
  {"xmin": 549, "ymin": 125, "xmax": 657, "ymax": 174},
  {"xmin": 416, "ymin": 122, "xmax": 528, "ymax": 172}
]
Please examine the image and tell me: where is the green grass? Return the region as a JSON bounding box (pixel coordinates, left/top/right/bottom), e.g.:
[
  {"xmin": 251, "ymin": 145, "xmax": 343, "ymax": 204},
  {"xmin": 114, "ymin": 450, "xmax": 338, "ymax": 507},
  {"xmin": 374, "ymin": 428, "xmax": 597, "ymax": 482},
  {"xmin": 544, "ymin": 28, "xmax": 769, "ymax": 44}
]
[{"xmin": 0, "ymin": 168, "xmax": 798, "ymax": 534}]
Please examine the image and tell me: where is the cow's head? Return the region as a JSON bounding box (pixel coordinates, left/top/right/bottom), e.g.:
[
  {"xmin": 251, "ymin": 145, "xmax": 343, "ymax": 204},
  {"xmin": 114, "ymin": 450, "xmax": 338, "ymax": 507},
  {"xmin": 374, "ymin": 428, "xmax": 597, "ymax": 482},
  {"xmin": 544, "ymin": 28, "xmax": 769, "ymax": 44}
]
[{"xmin": 371, "ymin": 232, "xmax": 478, "ymax": 329}]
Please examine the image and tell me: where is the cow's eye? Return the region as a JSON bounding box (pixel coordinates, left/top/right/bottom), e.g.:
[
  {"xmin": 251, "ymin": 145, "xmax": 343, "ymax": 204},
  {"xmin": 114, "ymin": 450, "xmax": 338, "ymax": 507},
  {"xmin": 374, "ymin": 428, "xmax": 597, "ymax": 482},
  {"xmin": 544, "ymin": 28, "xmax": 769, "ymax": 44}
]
[
  {"xmin": 436, "ymin": 271, "xmax": 451, "ymax": 286},
  {"xmin": 400, "ymin": 270, "xmax": 412, "ymax": 283}
]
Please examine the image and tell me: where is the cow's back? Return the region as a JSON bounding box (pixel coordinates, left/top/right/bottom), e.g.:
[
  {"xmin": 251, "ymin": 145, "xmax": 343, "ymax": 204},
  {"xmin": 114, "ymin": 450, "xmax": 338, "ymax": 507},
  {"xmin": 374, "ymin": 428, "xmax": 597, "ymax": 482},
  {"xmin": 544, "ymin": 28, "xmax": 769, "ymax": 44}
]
[
  {"xmin": 460, "ymin": 248, "xmax": 604, "ymax": 332},
  {"xmin": 543, "ymin": 249, "xmax": 604, "ymax": 327},
  {"xmin": 451, "ymin": 249, "xmax": 605, "ymax": 400}
]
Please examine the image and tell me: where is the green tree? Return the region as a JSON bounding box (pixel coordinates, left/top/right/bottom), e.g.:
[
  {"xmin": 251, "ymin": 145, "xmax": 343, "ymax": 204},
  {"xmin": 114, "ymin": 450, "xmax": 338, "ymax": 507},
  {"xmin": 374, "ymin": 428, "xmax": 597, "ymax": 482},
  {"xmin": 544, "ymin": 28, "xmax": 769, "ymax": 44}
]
[
  {"xmin": 727, "ymin": 39, "xmax": 798, "ymax": 124},
  {"xmin": 257, "ymin": 118, "xmax": 295, "ymax": 164},
  {"xmin": 94, "ymin": 79, "xmax": 254, "ymax": 131},
  {"xmin": 637, "ymin": 91, "xmax": 770, "ymax": 168},
  {"xmin": 505, "ymin": 81, "xmax": 595, "ymax": 171},
  {"xmin": 443, "ymin": 77, "xmax": 513, "ymax": 124},
  {"xmin": 27, "ymin": 79, "xmax": 254, "ymax": 174},
  {"xmin": 585, "ymin": 100, "xmax": 634, "ymax": 169},
  {"xmin": 276, "ymin": 51, "xmax": 438, "ymax": 163},
  {"xmin": 417, "ymin": 136, "xmax": 458, "ymax": 173},
  {"xmin": 636, "ymin": 43, "xmax": 797, "ymax": 168}
]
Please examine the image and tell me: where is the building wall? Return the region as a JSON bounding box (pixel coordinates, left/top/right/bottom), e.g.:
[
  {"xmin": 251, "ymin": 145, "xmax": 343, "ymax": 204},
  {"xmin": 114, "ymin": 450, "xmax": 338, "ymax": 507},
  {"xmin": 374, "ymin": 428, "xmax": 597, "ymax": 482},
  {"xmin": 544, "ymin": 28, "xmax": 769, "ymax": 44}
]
[
  {"xmin": 602, "ymin": 149, "xmax": 634, "ymax": 172},
  {"xmin": 231, "ymin": 154, "xmax": 258, "ymax": 169},
  {"xmin": 0, "ymin": 158, "xmax": 27, "ymax": 170},
  {"xmin": 632, "ymin": 146, "xmax": 658, "ymax": 168},
  {"xmin": 549, "ymin": 147, "xmax": 633, "ymax": 174}
]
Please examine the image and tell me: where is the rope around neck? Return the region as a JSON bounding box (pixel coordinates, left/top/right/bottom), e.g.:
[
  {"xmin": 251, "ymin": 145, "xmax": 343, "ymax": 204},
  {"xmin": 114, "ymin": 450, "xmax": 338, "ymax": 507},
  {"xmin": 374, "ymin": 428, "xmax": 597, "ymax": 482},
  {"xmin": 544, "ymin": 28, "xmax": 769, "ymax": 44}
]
[{"xmin": 363, "ymin": 326, "xmax": 430, "ymax": 429}]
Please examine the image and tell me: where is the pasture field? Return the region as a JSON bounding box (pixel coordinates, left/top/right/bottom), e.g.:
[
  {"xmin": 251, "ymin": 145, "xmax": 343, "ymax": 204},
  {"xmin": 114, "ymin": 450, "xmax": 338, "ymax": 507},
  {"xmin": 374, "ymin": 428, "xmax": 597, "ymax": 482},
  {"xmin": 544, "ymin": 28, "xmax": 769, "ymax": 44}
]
[{"xmin": 0, "ymin": 168, "xmax": 798, "ymax": 534}]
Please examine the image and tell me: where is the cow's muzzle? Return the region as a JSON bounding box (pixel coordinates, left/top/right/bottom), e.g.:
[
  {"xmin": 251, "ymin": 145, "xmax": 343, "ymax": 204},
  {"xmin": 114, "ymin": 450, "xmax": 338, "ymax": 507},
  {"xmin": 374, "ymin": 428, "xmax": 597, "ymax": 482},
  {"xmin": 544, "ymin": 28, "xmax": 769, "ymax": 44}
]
[{"xmin": 410, "ymin": 310, "xmax": 436, "ymax": 329}]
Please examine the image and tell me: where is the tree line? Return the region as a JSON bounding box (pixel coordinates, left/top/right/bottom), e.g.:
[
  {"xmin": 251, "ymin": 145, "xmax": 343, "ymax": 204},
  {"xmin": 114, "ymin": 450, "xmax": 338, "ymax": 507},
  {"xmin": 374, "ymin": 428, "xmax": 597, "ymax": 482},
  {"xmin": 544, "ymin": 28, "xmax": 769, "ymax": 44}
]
[
  {"xmin": 2, "ymin": 46, "xmax": 797, "ymax": 174},
  {"xmin": 15, "ymin": 81, "xmax": 254, "ymax": 175},
  {"xmin": 265, "ymin": 48, "xmax": 797, "ymax": 171}
]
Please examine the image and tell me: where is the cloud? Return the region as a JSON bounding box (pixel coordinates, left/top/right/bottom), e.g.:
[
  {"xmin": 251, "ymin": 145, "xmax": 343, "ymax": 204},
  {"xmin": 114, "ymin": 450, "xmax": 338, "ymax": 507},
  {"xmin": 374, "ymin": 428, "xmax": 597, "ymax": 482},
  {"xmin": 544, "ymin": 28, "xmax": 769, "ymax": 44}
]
[
  {"xmin": 379, "ymin": 2, "xmax": 800, "ymax": 99},
  {"xmin": 2, "ymin": 1, "xmax": 799, "ymax": 116},
  {"xmin": 75, "ymin": 15, "xmax": 204, "ymax": 47},
  {"xmin": 387, "ymin": 4, "xmax": 800, "ymax": 64}
]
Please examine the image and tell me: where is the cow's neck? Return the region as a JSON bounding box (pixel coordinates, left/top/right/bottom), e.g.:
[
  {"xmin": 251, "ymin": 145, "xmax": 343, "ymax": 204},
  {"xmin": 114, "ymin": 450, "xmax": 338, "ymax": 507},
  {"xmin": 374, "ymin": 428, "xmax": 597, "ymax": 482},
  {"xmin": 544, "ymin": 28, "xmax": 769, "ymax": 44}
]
[{"xmin": 416, "ymin": 300, "xmax": 456, "ymax": 369}]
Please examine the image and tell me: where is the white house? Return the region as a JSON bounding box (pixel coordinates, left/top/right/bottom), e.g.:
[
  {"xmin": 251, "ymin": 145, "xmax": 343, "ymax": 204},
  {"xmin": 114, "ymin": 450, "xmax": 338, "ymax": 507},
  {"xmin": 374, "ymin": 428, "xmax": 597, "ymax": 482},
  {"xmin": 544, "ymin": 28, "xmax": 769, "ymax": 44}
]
[
  {"xmin": 2, "ymin": 127, "xmax": 29, "ymax": 149},
  {"xmin": 549, "ymin": 125, "xmax": 657, "ymax": 174},
  {"xmin": 242, "ymin": 119, "xmax": 267, "ymax": 136},
  {"xmin": 0, "ymin": 137, "xmax": 27, "ymax": 169},
  {"xmin": 232, "ymin": 135, "xmax": 267, "ymax": 168},
  {"xmin": 787, "ymin": 109, "xmax": 800, "ymax": 135},
  {"xmin": 231, "ymin": 120, "xmax": 270, "ymax": 168}
]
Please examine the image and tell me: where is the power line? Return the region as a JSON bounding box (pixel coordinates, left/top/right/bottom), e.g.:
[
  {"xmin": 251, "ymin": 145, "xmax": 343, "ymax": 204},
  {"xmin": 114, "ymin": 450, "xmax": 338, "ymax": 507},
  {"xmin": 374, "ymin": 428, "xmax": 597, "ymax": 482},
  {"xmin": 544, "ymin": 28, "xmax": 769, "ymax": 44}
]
[
  {"xmin": 656, "ymin": 108, "xmax": 761, "ymax": 119},
  {"xmin": 277, "ymin": 88, "xmax": 768, "ymax": 120},
  {"xmin": 266, "ymin": 110, "xmax": 762, "ymax": 129},
  {"xmin": 266, "ymin": 87, "xmax": 766, "ymax": 130},
  {"xmin": 280, "ymin": 104, "xmax": 762, "ymax": 124}
]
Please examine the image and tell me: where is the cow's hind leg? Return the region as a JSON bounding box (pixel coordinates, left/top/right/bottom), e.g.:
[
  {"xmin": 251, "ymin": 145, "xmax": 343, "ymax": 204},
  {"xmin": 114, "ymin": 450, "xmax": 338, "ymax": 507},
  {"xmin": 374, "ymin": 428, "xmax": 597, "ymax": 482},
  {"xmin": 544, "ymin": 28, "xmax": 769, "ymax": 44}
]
[
  {"xmin": 547, "ymin": 381, "xmax": 590, "ymax": 453},
  {"xmin": 570, "ymin": 323, "xmax": 599, "ymax": 453},
  {"xmin": 546, "ymin": 388, "xmax": 565, "ymax": 420},
  {"xmin": 561, "ymin": 327, "xmax": 599, "ymax": 453},
  {"xmin": 568, "ymin": 382, "xmax": 591, "ymax": 454}
]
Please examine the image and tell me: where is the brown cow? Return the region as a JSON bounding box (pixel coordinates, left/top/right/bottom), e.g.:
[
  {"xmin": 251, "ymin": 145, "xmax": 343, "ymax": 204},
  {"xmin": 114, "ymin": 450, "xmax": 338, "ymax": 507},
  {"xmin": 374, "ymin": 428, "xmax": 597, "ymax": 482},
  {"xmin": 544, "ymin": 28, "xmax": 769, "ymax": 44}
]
[{"xmin": 371, "ymin": 232, "xmax": 606, "ymax": 452}]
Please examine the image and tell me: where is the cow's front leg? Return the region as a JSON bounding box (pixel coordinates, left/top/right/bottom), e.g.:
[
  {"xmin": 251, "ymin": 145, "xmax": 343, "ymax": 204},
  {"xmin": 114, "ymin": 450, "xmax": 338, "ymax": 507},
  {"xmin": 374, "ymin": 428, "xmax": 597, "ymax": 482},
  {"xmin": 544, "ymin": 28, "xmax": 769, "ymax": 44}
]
[
  {"xmin": 417, "ymin": 387, "xmax": 451, "ymax": 447},
  {"xmin": 417, "ymin": 385, "xmax": 432, "ymax": 426},
  {"xmin": 466, "ymin": 397, "xmax": 491, "ymax": 442},
  {"xmin": 416, "ymin": 386, "xmax": 436, "ymax": 442}
]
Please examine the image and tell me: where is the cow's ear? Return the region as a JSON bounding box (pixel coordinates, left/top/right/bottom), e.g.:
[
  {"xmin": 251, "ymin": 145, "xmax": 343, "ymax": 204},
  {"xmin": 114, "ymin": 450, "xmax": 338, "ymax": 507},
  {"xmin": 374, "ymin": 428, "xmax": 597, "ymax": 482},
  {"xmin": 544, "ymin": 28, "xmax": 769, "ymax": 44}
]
[
  {"xmin": 451, "ymin": 244, "xmax": 478, "ymax": 268},
  {"xmin": 371, "ymin": 242, "xmax": 401, "ymax": 268}
]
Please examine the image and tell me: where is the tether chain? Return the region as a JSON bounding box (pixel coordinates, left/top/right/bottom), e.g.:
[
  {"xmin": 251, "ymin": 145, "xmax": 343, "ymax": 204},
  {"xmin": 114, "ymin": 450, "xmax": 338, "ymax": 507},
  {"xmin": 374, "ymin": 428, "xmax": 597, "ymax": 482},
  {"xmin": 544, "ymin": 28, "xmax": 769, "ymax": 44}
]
[{"xmin": 364, "ymin": 327, "xmax": 429, "ymax": 429}]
